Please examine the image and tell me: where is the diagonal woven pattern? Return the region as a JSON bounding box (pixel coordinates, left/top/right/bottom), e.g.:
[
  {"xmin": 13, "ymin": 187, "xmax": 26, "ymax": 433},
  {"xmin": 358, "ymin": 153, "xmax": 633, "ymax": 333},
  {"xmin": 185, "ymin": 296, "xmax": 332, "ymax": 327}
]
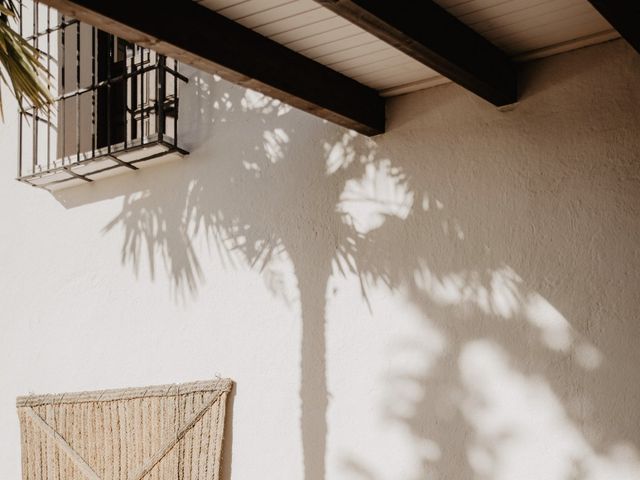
[{"xmin": 16, "ymin": 379, "xmax": 233, "ymax": 480}]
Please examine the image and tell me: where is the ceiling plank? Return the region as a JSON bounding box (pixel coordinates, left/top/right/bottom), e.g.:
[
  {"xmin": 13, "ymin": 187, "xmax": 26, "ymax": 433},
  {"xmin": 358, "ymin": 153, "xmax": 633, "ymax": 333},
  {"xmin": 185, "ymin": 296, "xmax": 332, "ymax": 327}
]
[
  {"xmin": 37, "ymin": 0, "xmax": 385, "ymax": 136},
  {"xmin": 586, "ymin": 1, "xmax": 640, "ymax": 54},
  {"xmin": 314, "ymin": 0, "xmax": 518, "ymax": 106}
]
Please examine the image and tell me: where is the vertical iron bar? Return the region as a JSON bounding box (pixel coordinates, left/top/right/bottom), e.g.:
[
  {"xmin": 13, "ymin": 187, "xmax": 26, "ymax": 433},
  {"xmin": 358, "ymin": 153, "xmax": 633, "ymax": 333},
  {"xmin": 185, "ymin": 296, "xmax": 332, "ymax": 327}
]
[
  {"xmin": 157, "ymin": 55, "xmax": 166, "ymax": 141},
  {"xmin": 46, "ymin": 5, "xmax": 50, "ymax": 169},
  {"xmin": 140, "ymin": 45, "xmax": 145, "ymax": 143},
  {"xmin": 106, "ymin": 34, "xmax": 112, "ymax": 153},
  {"xmin": 75, "ymin": 19, "xmax": 80, "ymax": 162},
  {"xmin": 61, "ymin": 13, "xmax": 66, "ymax": 164},
  {"xmin": 17, "ymin": 0, "xmax": 23, "ymax": 177},
  {"xmin": 129, "ymin": 44, "xmax": 138, "ymax": 141},
  {"xmin": 173, "ymin": 58, "xmax": 178, "ymax": 146},
  {"xmin": 32, "ymin": 2, "xmax": 38, "ymax": 172},
  {"xmin": 123, "ymin": 40, "xmax": 128, "ymax": 149},
  {"xmin": 91, "ymin": 26, "xmax": 96, "ymax": 157}
]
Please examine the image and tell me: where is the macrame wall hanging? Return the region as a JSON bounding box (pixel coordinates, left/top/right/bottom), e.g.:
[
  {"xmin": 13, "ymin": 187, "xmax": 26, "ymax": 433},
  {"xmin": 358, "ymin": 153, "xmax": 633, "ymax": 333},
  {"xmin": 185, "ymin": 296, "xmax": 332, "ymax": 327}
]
[{"xmin": 16, "ymin": 379, "xmax": 233, "ymax": 480}]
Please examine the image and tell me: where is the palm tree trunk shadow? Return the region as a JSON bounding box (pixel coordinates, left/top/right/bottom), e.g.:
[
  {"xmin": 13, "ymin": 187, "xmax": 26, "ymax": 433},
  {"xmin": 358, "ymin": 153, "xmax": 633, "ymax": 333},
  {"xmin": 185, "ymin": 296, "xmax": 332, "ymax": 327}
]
[{"xmin": 295, "ymin": 254, "xmax": 332, "ymax": 480}]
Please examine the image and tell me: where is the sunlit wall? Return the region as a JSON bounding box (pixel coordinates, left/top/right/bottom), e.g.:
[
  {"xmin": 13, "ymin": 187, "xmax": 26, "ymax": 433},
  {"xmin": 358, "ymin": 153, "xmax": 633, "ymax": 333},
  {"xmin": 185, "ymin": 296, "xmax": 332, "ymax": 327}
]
[{"xmin": 1, "ymin": 39, "xmax": 639, "ymax": 480}]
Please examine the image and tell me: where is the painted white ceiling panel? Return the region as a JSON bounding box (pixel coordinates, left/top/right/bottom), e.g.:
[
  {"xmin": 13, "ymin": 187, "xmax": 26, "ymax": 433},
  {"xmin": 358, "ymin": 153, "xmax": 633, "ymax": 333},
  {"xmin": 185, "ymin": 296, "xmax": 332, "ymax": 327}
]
[{"xmin": 194, "ymin": 0, "xmax": 618, "ymax": 97}]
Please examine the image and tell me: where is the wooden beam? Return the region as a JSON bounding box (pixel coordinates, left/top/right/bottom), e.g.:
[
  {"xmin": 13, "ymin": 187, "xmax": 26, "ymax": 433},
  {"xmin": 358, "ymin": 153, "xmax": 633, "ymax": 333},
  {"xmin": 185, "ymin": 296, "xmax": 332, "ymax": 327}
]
[
  {"xmin": 315, "ymin": 0, "xmax": 517, "ymax": 106},
  {"xmin": 38, "ymin": 0, "xmax": 385, "ymax": 136},
  {"xmin": 586, "ymin": 1, "xmax": 640, "ymax": 54}
]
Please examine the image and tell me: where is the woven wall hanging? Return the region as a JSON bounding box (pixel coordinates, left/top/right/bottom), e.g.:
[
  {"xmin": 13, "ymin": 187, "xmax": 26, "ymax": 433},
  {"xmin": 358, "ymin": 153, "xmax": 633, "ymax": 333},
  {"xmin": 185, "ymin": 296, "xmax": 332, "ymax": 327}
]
[{"xmin": 16, "ymin": 379, "xmax": 233, "ymax": 480}]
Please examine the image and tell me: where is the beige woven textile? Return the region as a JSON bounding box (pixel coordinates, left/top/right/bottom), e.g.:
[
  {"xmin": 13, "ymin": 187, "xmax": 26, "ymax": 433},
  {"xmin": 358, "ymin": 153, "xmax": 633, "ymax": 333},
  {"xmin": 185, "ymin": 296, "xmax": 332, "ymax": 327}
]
[{"xmin": 16, "ymin": 379, "xmax": 233, "ymax": 480}]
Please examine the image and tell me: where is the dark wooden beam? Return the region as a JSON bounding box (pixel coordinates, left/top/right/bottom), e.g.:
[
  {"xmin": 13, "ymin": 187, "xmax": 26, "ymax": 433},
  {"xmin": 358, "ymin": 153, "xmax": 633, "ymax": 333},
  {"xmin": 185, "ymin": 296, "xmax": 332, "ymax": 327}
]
[
  {"xmin": 587, "ymin": 1, "xmax": 640, "ymax": 54},
  {"xmin": 315, "ymin": 0, "xmax": 517, "ymax": 106},
  {"xmin": 38, "ymin": 0, "xmax": 385, "ymax": 135}
]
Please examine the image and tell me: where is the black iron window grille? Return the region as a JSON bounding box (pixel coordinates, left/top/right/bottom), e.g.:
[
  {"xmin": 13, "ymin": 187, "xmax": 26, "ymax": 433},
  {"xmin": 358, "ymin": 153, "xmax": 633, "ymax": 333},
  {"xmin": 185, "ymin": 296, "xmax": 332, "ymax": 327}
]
[{"xmin": 16, "ymin": 0, "xmax": 188, "ymax": 190}]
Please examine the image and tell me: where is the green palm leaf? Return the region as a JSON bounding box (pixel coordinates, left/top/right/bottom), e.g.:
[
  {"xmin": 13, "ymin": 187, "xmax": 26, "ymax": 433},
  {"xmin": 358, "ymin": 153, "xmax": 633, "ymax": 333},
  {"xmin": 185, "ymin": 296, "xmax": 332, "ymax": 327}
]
[{"xmin": 0, "ymin": 0, "xmax": 52, "ymax": 118}]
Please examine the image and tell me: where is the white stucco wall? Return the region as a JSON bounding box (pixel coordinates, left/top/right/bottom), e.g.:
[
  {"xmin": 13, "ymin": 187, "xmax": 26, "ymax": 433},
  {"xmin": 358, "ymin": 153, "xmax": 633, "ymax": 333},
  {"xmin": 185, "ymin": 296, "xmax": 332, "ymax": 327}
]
[{"xmin": 1, "ymin": 38, "xmax": 640, "ymax": 480}]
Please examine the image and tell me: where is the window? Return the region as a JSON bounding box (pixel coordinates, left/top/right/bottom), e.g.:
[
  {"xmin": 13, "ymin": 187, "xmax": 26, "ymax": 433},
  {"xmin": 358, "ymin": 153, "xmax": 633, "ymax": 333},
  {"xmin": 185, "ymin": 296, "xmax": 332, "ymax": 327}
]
[{"xmin": 16, "ymin": 1, "xmax": 188, "ymax": 190}]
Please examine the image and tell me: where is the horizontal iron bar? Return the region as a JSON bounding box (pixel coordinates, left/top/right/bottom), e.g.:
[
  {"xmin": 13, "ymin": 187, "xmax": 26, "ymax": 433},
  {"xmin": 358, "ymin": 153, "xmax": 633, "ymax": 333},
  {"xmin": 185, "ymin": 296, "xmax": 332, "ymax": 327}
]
[
  {"xmin": 22, "ymin": 19, "xmax": 79, "ymax": 41},
  {"xmin": 19, "ymin": 63, "xmax": 186, "ymax": 112},
  {"xmin": 62, "ymin": 166, "xmax": 92, "ymax": 182}
]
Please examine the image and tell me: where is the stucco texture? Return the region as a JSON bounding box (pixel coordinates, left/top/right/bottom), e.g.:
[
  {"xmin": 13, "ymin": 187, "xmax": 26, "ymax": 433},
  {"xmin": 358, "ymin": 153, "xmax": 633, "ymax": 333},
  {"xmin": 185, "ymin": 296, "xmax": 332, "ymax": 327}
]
[{"xmin": 1, "ymin": 39, "xmax": 640, "ymax": 480}]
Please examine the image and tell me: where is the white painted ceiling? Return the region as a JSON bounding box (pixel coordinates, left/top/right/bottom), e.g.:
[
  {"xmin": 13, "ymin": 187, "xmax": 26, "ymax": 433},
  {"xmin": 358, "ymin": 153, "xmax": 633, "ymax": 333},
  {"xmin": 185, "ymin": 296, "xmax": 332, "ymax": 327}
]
[{"xmin": 195, "ymin": 0, "xmax": 617, "ymax": 97}]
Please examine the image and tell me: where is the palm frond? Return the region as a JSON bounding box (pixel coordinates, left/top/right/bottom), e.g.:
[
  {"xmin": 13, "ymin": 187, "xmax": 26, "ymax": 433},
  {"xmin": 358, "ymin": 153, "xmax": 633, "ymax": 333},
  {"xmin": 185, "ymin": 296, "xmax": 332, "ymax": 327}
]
[{"xmin": 0, "ymin": 0, "xmax": 53, "ymax": 119}]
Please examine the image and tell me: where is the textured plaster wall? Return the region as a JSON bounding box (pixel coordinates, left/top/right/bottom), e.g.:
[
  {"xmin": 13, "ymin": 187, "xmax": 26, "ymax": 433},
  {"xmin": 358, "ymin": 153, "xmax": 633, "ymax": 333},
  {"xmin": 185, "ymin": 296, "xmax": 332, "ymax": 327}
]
[{"xmin": 1, "ymin": 39, "xmax": 640, "ymax": 480}]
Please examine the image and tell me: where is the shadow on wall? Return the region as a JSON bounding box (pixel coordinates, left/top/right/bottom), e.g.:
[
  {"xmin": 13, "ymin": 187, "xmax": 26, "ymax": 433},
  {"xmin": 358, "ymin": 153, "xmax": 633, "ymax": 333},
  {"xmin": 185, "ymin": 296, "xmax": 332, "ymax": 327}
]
[{"xmin": 54, "ymin": 41, "xmax": 640, "ymax": 480}]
